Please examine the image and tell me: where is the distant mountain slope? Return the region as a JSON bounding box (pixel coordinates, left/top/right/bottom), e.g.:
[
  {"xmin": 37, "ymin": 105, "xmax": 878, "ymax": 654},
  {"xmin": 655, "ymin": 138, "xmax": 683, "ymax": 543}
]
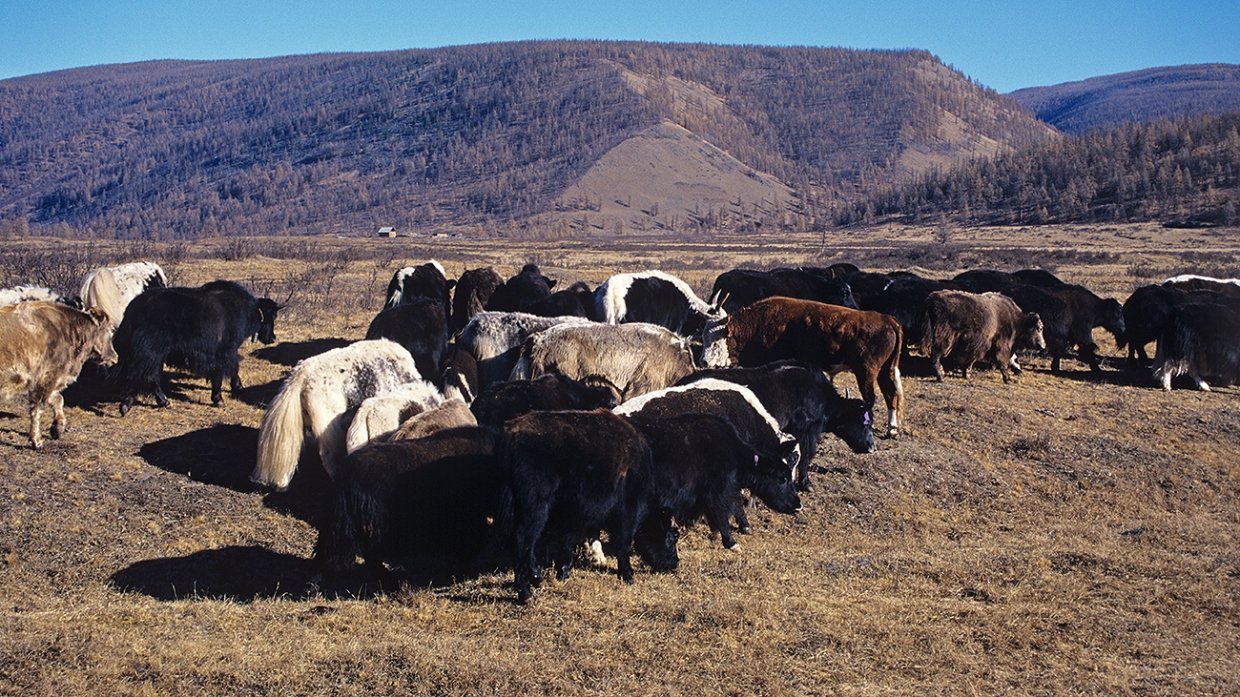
[
  {"xmin": 0, "ymin": 41, "xmax": 1056, "ymax": 239},
  {"xmin": 1009, "ymin": 64, "xmax": 1240, "ymax": 134}
]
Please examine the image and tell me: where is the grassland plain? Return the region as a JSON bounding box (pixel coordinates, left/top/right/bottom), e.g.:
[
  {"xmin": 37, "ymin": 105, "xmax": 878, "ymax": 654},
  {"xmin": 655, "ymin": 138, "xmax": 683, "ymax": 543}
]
[{"xmin": 0, "ymin": 223, "xmax": 1237, "ymax": 696}]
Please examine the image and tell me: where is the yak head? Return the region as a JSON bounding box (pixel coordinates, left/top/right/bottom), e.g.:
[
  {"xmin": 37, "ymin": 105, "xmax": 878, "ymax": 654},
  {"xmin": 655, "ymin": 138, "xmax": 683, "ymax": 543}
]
[{"xmin": 253, "ymin": 298, "xmax": 282, "ymax": 344}]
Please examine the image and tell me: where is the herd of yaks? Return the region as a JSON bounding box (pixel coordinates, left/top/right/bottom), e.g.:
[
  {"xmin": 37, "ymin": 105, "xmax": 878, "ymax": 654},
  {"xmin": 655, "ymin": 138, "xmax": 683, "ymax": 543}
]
[{"xmin": 1, "ymin": 258, "xmax": 1238, "ymax": 602}]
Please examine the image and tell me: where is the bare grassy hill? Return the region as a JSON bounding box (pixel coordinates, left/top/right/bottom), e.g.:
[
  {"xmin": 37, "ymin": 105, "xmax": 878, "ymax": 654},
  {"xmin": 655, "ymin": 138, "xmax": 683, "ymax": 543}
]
[
  {"xmin": 0, "ymin": 41, "xmax": 1053, "ymax": 239},
  {"xmin": 1, "ymin": 224, "xmax": 1237, "ymax": 694}
]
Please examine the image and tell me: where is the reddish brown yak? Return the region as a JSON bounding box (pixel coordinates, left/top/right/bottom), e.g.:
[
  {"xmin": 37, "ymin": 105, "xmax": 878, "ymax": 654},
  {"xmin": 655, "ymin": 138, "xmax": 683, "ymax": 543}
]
[{"xmin": 705, "ymin": 297, "xmax": 903, "ymax": 437}]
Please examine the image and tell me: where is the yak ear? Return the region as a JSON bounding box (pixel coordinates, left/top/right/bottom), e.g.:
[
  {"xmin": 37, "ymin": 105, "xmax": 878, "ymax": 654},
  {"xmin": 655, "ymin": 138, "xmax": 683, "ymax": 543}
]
[
  {"xmin": 546, "ymin": 279, "xmax": 558, "ymax": 290},
  {"xmin": 445, "ymin": 279, "xmax": 457, "ymax": 290}
]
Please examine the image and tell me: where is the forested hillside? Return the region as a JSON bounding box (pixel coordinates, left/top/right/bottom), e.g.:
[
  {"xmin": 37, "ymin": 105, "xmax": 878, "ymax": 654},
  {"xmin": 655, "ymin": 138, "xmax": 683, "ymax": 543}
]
[
  {"xmin": 0, "ymin": 41, "xmax": 1053, "ymax": 239},
  {"xmin": 1009, "ymin": 64, "xmax": 1240, "ymax": 134},
  {"xmin": 835, "ymin": 110, "xmax": 1240, "ymax": 227}
]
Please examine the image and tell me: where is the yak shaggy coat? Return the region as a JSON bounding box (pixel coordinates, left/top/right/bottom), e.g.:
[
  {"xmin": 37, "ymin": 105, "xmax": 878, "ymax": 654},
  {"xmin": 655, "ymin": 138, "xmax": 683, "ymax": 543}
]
[
  {"xmin": 252, "ymin": 339, "xmax": 420, "ymax": 491},
  {"xmin": 0, "ymin": 301, "xmax": 116, "ymax": 449},
  {"xmin": 515, "ymin": 322, "xmax": 695, "ymax": 402},
  {"xmin": 924, "ymin": 290, "xmax": 1046, "ymax": 382}
]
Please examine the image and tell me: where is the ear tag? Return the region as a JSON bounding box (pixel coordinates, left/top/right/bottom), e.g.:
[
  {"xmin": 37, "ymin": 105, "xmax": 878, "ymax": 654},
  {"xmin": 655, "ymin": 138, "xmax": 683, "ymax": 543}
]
[
  {"xmin": 863, "ymin": 412, "xmax": 872, "ymax": 426},
  {"xmin": 753, "ymin": 454, "xmax": 760, "ymax": 466}
]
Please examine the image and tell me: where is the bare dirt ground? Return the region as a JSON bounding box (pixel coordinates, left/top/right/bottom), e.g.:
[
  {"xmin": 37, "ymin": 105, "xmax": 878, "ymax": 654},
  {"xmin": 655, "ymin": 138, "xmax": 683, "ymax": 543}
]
[{"xmin": 1, "ymin": 223, "xmax": 1237, "ymax": 695}]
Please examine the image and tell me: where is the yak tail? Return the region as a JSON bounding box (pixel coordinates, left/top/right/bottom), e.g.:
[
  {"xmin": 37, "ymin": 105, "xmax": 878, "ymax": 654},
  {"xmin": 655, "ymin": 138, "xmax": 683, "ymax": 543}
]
[
  {"xmin": 1151, "ymin": 314, "xmax": 1195, "ymax": 390},
  {"xmin": 880, "ymin": 322, "xmax": 905, "ymax": 430},
  {"xmin": 81, "ymin": 267, "xmax": 127, "ymax": 327},
  {"xmin": 252, "ymin": 368, "xmax": 307, "ymax": 490}
]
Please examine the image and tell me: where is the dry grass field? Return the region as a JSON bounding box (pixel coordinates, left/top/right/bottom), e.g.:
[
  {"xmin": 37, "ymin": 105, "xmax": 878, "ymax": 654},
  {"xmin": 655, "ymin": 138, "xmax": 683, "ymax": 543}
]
[{"xmin": 1, "ymin": 223, "xmax": 1237, "ymax": 696}]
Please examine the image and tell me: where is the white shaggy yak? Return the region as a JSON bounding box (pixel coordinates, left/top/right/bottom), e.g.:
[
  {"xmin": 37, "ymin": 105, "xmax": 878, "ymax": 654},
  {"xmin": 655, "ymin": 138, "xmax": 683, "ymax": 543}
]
[
  {"xmin": 80, "ymin": 261, "xmax": 167, "ymax": 325},
  {"xmin": 456, "ymin": 311, "xmax": 593, "ymax": 388},
  {"xmin": 344, "ymin": 379, "xmax": 446, "ymax": 453},
  {"xmin": 251, "ymin": 339, "xmax": 420, "ymax": 490}
]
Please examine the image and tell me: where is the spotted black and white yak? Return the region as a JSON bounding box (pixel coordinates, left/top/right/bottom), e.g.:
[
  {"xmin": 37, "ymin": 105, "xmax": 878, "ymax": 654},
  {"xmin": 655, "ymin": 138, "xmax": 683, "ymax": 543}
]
[
  {"xmin": 0, "ymin": 302, "xmax": 116, "ymax": 449},
  {"xmin": 456, "ymin": 311, "xmax": 593, "ymax": 389},
  {"xmin": 594, "ymin": 270, "xmax": 726, "ymax": 340},
  {"xmin": 513, "ymin": 322, "xmax": 700, "ymax": 401},
  {"xmin": 923, "ymin": 290, "xmax": 1046, "ymax": 383},
  {"xmin": 251, "ymin": 339, "xmax": 419, "ymax": 491},
  {"xmin": 79, "ymin": 261, "xmax": 168, "ymax": 326},
  {"xmin": 706, "ymin": 296, "xmax": 904, "ymax": 437},
  {"xmin": 676, "ymin": 359, "xmax": 877, "ymax": 490},
  {"xmin": 343, "ymin": 379, "xmax": 446, "ymax": 453},
  {"xmin": 499, "ymin": 409, "xmax": 675, "ymax": 603},
  {"xmin": 383, "ymin": 261, "xmax": 454, "ymax": 314},
  {"xmin": 0, "ymin": 285, "xmax": 75, "ymax": 307},
  {"xmin": 1153, "ymin": 301, "xmax": 1240, "ymax": 391},
  {"xmin": 113, "ymin": 280, "xmax": 281, "ymax": 414}
]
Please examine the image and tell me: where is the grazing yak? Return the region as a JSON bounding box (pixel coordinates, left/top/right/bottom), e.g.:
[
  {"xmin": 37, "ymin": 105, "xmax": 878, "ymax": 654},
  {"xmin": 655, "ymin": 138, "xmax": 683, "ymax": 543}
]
[
  {"xmin": 858, "ymin": 275, "xmax": 962, "ymax": 350},
  {"xmin": 251, "ymin": 339, "xmax": 420, "ymax": 491},
  {"xmin": 1122, "ymin": 284, "xmax": 1230, "ymax": 363},
  {"xmin": 440, "ymin": 344, "xmax": 480, "ymax": 404},
  {"xmin": 923, "ymin": 291, "xmax": 1046, "ymax": 382},
  {"xmin": 486, "ymin": 263, "xmax": 557, "ymax": 313},
  {"xmin": 594, "ymin": 270, "xmax": 726, "ymax": 339},
  {"xmin": 80, "ymin": 261, "xmax": 167, "ymax": 326},
  {"xmin": 513, "ymin": 322, "xmax": 697, "ymax": 402},
  {"xmin": 0, "ymin": 302, "xmax": 116, "ymax": 449},
  {"xmin": 113, "ymin": 280, "xmax": 281, "ymax": 414},
  {"xmin": 499, "ymin": 409, "xmax": 674, "ymax": 604},
  {"xmin": 457, "ymin": 311, "xmax": 593, "ymax": 389},
  {"xmin": 383, "ymin": 261, "xmax": 454, "ymax": 314},
  {"xmin": 677, "ymin": 359, "xmax": 877, "ymax": 490},
  {"xmin": 707, "ymin": 297, "xmax": 904, "ymax": 437},
  {"xmin": 314, "ymin": 425, "xmax": 503, "ymax": 586},
  {"xmin": 710, "ymin": 267, "xmax": 857, "ymax": 314},
  {"xmin": 615, "ymin": 378, "xmax": 801, "ymax": 536},
  {"xmin": 343, "ymin": 379, "xmax": 446, "ymax": 453},
  {"xmin": 470, "ymin": 373, "xmax": 619, "ymax": 428},
  {"xmin": 449, "ymin": 267, "xmax": 504, "ymax": 337},
  {"xmin": 1153, "ymin": 302, "xmax": 1240, "ymax": 391},
  {"xmin": 1002, "ymin": 283, "xmax": 1125, "ymax": 373},
  {"xmin": 364, "ymin": 298, "xmax": 449, "ymax": 381},
  {"xmin": 522, "ymin": 281, "xmax": 598, "ymax": 320},
  {"xmin": 626, "ymin": 413, "xmax": 801, "ymax": 553},
  {"xmin": 953, "ymin": 268, "xmax": 1065, "ymax": 294},
  {"xmin": 386, "ymin": 398, "xmax": 477, "ymax": 441}
]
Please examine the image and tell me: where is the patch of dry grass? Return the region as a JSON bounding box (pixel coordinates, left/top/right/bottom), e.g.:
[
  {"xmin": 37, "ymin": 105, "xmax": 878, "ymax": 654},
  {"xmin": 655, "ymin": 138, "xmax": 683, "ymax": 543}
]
[{"xmin": 1, "ymin": 223, "xmax": 1238, "ymax": 695}]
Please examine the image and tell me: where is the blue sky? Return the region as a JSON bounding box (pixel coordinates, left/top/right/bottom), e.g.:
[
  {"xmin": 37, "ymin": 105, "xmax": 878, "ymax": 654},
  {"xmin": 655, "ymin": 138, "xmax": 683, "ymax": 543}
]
[{"xmin": 2, "ymin": 1, "xmax": 1237, "ymax": 91}]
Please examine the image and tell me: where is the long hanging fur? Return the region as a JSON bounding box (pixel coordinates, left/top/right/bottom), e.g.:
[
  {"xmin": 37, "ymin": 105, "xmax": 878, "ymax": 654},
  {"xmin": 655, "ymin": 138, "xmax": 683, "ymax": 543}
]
[
  {"xmin": 80, "ymin": 267, "xmax": 126, "ymax": 326},
  {"xmin": 252, "ymin": 367, "xmax": 309, "ymax": 491}
]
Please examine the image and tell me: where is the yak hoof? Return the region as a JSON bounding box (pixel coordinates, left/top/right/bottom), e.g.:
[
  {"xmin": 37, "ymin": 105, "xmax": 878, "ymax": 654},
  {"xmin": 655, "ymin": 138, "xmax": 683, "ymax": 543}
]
[
  {"xmin": 118, "ymin": 402, "xmax": 131, "ymax": 417},
  {"xmin": 725, "ymin": 543, "xmax": 741, "ymax": 553},
  {"xmin": 30, "ymin": 440, "xmax": 43, "ymax": 451},
  {"xmin": 50, "ymin": 425, "xmax": 63, "ymax": 439}
]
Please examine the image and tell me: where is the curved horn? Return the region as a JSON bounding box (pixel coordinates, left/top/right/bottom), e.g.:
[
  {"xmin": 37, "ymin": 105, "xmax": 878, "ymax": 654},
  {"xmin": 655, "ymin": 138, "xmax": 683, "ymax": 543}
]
[{"xmin": 276, "ymin": 289, "xmax": 294, "ymax": 310}]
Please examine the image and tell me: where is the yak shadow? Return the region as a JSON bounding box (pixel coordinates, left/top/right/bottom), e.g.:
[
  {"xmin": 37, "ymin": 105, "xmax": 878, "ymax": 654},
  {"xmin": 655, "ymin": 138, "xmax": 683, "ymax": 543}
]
[
  {"xmin": 111, "ymin": 546, "xmax": 316, "ymax": 602},
  {"xmin": 137, "ymin": 423, "xmax": 331, "ymax": 524},
  {"xmin": 253, "ymin": 338, "xmax": 352, "ymax": 367},
  {"xmin": 233, "ymin": 377, "xmax": 284, "ymax": 408}
]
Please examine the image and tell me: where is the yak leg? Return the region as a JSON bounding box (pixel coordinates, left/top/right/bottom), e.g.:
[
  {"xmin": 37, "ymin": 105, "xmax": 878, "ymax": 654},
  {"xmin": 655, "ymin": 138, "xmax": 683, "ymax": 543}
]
[
  {"xmin": 28, "ymin": 396, "xmax": 46, "ymax": 450},
  {"xmin": 869, "ymin": 363, "xmax": 903, "ymax": 438},
  {"xmin": 513, "ymin": 505, "xmax": 550, "ymax": 604},
  {"xmin": 931, "ymin": 350, "xmax": 946, "ymax": 381},
  {"xmin": 49, "ymin": 392, "xmax": 66, "ymax": 439},
  {"xmin": 209, "ymin": 370, "xmax": 225, "ymax": 407}
]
